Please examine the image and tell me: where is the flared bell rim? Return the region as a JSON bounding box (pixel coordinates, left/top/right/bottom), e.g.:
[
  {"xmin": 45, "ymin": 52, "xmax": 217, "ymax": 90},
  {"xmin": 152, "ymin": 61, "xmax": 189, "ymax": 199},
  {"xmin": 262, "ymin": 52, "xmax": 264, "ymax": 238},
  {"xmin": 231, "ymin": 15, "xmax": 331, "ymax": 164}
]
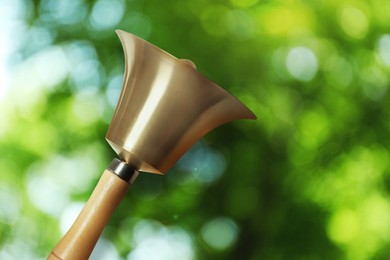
[{"xmin": 115, "ymin": 29, "xmax": 257, "ymax": 121}]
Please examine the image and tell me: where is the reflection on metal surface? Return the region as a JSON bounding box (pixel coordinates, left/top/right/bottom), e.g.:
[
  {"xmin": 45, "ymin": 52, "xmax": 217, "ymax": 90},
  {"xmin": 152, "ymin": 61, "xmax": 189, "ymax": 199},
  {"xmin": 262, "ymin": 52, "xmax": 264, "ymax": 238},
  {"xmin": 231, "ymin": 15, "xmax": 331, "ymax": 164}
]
[
  {"xmin": 123, "ymin": 64, "xmax": 174, "ymax": 151},
  {"xmin": 106, "ymin": 30, "xmax": 256, "ymax": 174}
]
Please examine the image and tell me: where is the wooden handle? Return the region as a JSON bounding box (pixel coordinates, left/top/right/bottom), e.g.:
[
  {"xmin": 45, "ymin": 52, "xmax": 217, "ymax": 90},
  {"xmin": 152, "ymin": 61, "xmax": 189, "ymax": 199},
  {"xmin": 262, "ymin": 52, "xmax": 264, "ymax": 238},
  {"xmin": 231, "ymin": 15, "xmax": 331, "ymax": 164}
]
[{"xmin": 48, "ymin": 169, "xmax": 135, "ymax": 260}]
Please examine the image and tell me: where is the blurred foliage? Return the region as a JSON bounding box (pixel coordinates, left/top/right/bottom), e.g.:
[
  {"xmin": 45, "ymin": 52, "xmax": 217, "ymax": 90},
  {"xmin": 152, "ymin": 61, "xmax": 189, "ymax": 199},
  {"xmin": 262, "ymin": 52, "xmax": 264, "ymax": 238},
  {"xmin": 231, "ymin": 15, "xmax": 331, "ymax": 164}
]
[{"xmin": 1, "ymin": 0, "xmax": 390, "ymax": 259}]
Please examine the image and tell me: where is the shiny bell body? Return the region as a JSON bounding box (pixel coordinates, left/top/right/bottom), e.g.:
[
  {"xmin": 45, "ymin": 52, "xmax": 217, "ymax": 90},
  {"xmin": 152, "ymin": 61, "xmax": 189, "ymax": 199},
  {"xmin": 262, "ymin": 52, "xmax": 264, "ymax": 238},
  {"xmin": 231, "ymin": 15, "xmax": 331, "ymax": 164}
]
[{"xmin": 106, "ymin": 30, "xmax": 256, "ymax": 174}]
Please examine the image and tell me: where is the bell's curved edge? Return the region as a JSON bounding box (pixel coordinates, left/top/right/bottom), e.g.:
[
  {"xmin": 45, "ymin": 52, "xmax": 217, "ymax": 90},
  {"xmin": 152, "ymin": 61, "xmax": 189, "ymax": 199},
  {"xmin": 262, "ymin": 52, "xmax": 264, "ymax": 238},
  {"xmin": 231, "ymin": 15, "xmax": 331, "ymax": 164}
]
[
  {"xmin": 107, "ymin": 29, "xmax": 257, "ymax": 174},
  {"xmin": 223, "ymin": 89, "xmax": 257, "ymax": 121},
  {"xmin": 116, "ymin": 29, "xmax": 179, "ymax": 62},
  {"xmin": 115, "ymin": 29, "xmax": 257, "ymax": 120}
]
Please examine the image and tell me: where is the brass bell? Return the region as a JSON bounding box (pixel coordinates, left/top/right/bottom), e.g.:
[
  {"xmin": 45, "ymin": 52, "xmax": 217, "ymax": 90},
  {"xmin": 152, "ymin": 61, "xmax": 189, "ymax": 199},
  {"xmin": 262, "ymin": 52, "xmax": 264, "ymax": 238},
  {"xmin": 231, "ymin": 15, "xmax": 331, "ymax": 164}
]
[{"xmin": 107, "ymin": 30, "xmax": 256, "ymax": 174}]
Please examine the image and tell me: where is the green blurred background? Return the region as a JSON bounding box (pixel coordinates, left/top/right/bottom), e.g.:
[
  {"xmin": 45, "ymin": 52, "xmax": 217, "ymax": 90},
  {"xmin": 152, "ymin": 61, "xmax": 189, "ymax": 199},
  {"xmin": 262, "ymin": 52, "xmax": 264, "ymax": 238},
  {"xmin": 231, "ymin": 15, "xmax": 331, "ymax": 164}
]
[{"xmin": 1, "ymin": 0, "xmax": 390, "ymax": 259}]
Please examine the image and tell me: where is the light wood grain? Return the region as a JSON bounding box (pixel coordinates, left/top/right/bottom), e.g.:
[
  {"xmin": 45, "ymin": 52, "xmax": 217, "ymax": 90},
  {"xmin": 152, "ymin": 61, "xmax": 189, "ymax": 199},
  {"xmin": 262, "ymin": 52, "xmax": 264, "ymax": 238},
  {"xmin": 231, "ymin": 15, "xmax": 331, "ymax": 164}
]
[{"xmin": 48, "ymin": 169, "xmax": 134, "ymax": 260}]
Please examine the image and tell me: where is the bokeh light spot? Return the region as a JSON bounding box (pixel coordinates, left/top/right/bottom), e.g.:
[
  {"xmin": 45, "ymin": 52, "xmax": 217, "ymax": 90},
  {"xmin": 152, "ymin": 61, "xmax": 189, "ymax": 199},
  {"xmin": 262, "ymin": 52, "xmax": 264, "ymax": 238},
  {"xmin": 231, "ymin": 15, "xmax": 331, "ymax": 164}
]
[
  {"xmin": 26, "ymin": 155, "xmax": 98, "ymax": 217},
  {"xmin": 65, "ymin": 41, "xmax": 98, "ymax": 66},
  {"xmin": 286, "ymin": 47, "xmax": 318, "ymax": 81},
  {"xmin": 129, "ymin": 220, "xmax": 194, "ymax": 260},
  {"xmin": 12, "ymin": 46, "xmax": 69, "ymax": 95},
  {"xmin": 23, "ymin": 121, "xmax": 58, "ymax": 157},
  {"xmin": 377, "ymin": 34, "xmax": 390, "ymax": 66},
  {"xmin": 122, "ymin": 12, "xmax": 153, "ymax": 39},
  {"xmin": 177, "ymin": 142, "xmax": 226, "ymax": 185},
  {"xmin": 272, "ymin": 48, "xmax": 291, "ymax": 79},
  {"xmin": 223, "ymin": 10, "xmax": 255, "ymax": 40},
  {"xmin": 327, "ymin": 208, "xmax": 359, "ymax": 244},
  {"xmin": 338, "ymin": 6, "xmax": 369, "ymax": 39},
  {"xmin": 297, "ymin": 109, "xmax": 329, "ymax": 149},
  {"xmin": 51, "ymin": 155, "xmax": 97, "ymax": 193},
  {"xmin": 27, "ymin": 173, "xmax": 69, "ymax": 217},
  {"xmin": 106, "ymin": 74, "xmax": 123, "ymax": 108},
  {"xmin": 0, "ymin": 186, "xmax": 20, "ymax": 224},
  {"xmin": 201, "ymin": 5, "xmax": 230, "ymax": 36},
  {"xmin": 28, "ymin": 26, "xmax": 54, "ymax": 51},
  {"xmin": 69, "ymin": 59, "xmax": 105, "ymax": 92},
  {"xmin": 201, "ymin": 217, "xmax": 239, "ymax": 251},
  {"xmin": 60, "ymin": 202, "xmax": 84, "ymax": 235},
  {"xmin": 91, "ymin": 238, "xmax": 121, "ymax": 260},
  {"xmin": 324, "ymin": 55, "xmax": 353, "ymax": 89},
  {"xmin": 0, "ymin": 239, "xmax": 37, "ymax": 259},
  {"xmin": 361, "ymin": 195, "xmax": 390, "ymax": 240},
  {"xmin": 40, "ymin": 0, "xmax": 87, "ymax": 25},
  {"xmin": 326, "ymin": 194, "xmax": 390, "ymax": 259},
  {"xmin": 72, "ymin": 90, "xmax": 104, "ymax": 124},
  {"xmin": 255, "ymin": 5, "xmax": 308, "ymax": 35},
  {"xmin": 361, "ymin": 66, "xmax": 388, "ymax": 101},
  {"xmin": 34, "ymin": 47, "xmax": 69, "ymax": 87},
  {"xmin": 90, "ymin": 0, "xmax": 125, "ymax": 30}
]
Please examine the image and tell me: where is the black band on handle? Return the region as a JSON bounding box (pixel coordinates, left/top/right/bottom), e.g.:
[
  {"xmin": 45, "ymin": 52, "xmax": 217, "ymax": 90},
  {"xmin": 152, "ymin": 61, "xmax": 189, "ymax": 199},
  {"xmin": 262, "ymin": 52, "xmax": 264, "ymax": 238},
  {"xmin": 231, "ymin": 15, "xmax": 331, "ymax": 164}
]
[{"xmin": 108, "ymin": 158, "xmax": 138, "ymax": 183}]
